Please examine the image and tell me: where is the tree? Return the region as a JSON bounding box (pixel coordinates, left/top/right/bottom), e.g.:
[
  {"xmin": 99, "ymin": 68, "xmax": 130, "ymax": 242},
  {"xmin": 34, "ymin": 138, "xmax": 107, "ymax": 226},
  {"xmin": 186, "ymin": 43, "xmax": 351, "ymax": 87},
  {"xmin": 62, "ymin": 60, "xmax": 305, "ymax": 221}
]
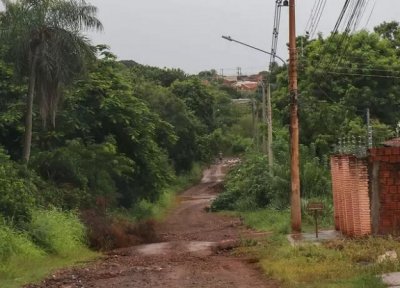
[
  {"xmin": 0, "ymin": 0, "xmax": 102, "ymax": 163},
  {"xmin": 374, "ymin": 21, "xmax": 400, "ymax": 50},
  {"xmin": 171, "ymin": 78, "xmax": 216, "ymax": 132},
  {"xmin": 271, "ymin": 29, "xmax": 400, "ymax": 155},
  {"xmin": 58, "ymin": 51, "xmax": 174, "ymax": 205},
  {"xmin": 126, "ymin": 62, "xmax": 187, "ymax": 87},
  {"xmin": 134, "ymin": 81, "xmax": 203, "ymax": 172},
  {"xmin": 0, "ymin": 52, "xmax": 26, "ymax": 159}
]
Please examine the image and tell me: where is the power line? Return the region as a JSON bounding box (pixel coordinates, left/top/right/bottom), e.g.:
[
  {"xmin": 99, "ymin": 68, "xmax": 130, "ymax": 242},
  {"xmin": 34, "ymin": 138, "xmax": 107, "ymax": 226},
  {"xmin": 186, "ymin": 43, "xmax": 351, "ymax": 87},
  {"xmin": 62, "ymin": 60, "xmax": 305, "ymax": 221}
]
[
  {"xmin": 333, "ymin": 0, "xmax": 371, "ymax": 69},
  {"xmin": 315, "ymin": 0, "xmax": 368, "ymax": 76},
  {"xmin": 308, "ymin": 0, "xmax": 327, "ymax": 39},
  {"xmin": 304, "ymin": 0, "xmax": 318, "ymax": 34},
  {"xmin": 309, "ymin": 62, "xmax": 400, "ymax": 74},
  {"xmin": 333, "ymin": 0, "xmax": 351, "ymax": 34},
  {"xmin": 269, "ymin": 0, "xmax": 284, "ymax": 68},
  {"xmin": 310, "ymin": 0, "xmax": 355, "ymax": 73},
  {"xmin": 364, "ymin": 0, "xmax": 377, "ymax": 28},
  {"xmin": 318, "ymin": 70, "xmax": 400, "ymax": 79}
]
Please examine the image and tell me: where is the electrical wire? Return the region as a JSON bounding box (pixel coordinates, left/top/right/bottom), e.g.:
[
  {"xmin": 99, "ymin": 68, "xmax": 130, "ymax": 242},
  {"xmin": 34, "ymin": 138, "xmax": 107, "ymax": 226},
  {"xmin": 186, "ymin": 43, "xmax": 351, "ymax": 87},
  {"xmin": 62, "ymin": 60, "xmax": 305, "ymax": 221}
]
[
  {"xmin": 309, "ymin": 0, "xmax": 327, "ymax": 39},
  {"xmin": 310, "ymin": 62, "xmax": 400, "ymax": 74},
  {"xmin": 364, "ymin": 0, "xmax": 377, "ymax": 28},
  {"xmin": 304, "ymin": 0, "xmax": 318, "ymax": 35},
  {"xmin": 323, "ymin": 70, "xmax": 400, "ymax": 79},
  {"xmin": 333, "ymin": 0, "xmax": 371, "ymax": 69},
  {"xmin": 333, "ymin": 0, "xmax": 351, "ymax": 34},
  {"xmin": 269, "ymin": 0, "xmax": 283, "ymax": 68}
]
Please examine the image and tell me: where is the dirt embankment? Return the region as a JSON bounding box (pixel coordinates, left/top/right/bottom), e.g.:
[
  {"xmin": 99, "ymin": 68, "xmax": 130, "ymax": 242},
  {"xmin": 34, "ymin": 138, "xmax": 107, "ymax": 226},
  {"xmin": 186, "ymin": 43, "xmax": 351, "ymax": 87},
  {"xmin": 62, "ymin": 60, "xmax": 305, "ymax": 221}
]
[{"xmin": 25, "ymin": 161, "xmax": 279, "ymax": 288}]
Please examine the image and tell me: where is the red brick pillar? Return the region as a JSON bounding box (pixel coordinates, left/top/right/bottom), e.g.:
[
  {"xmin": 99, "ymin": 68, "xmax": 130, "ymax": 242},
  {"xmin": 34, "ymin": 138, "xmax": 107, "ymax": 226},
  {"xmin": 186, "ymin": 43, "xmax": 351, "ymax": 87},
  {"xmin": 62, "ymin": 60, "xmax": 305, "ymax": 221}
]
[
  {"xmin": 331, "ymin": 156, "xmax": 341, "ymax": 231},
  {"xmin": 351, "ymin": 157, "xmax": 361, "ymax": 236},
  {"xmin": 357, "ymin": 159, "xmax": 371, "ymax": 236}
]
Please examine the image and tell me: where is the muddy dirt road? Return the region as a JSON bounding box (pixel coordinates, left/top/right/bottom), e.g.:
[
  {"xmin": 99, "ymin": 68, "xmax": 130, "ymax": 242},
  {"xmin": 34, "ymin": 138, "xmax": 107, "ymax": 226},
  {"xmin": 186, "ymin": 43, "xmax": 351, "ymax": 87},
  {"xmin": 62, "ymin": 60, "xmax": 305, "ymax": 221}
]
[{"xmin": 27, "ymin": 162, "xmax": 279, "ymax": 288}]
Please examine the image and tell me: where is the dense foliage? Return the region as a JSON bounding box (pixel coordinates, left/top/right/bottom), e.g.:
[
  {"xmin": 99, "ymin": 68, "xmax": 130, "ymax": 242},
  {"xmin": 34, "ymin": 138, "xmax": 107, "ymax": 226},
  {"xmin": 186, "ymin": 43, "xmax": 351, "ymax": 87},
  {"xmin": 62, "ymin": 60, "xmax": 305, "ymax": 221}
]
[
  {"xmin": 0, "ymin": 1, "xmax": 242, "ymax": 229},
  {"xmin": 214, "ymin": 23, "xmax": 400, "ymax": 213},
  {"xmin": 1, "ymin": 2, "xmax": 400, "ymax": 283}
]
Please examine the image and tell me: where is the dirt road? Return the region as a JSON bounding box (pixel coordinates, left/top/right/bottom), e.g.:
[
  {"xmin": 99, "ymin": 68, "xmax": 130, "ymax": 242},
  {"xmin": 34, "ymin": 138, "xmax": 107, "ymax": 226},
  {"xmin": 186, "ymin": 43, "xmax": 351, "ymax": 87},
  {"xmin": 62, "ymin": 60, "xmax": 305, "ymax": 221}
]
[{"xmin": 27, "ymin": 162, "xmax": 279, "ymax": 288}]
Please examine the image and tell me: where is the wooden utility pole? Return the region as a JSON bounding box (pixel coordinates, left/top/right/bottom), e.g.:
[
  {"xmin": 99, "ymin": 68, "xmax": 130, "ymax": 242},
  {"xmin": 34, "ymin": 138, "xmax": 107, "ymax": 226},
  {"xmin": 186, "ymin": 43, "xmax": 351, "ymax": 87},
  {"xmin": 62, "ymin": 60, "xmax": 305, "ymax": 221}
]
[
  {"xmin": 267, "ymin": 83, "xmax": 273, "ymax": 168},
  {"xmin": 261, "ymin": 82, "xmax": 267, "ymax": 155},
  {"xmin": 289, "ymin": 0, "xmax": 301, "ymax": 233},
  {"xmin": 251, "ymin": 98, "xmax": 258, "ymax": 150}
]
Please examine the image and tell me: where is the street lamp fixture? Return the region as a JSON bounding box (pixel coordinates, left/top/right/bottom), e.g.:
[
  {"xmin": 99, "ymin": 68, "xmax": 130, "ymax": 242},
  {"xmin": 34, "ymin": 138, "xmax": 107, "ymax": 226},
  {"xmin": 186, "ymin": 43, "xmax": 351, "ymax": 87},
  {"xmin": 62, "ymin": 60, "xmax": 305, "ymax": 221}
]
[
  {"xmin": 221, "ymin": 35, "xmax": 286, "ymax": 65},
  {"xmin": 221, "ymin": 35, "xmax": 277, "ymax": 168},
  {"xmin": 223, "ymin": 0, "xmax": 301, "ymax": 234}
]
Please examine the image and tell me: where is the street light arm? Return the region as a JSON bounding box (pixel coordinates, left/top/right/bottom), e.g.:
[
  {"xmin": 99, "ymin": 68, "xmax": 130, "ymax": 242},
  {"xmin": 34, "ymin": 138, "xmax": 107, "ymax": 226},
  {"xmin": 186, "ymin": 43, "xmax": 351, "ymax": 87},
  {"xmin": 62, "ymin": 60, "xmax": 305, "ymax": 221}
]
[{"xmin": 221, "ymin": 35, "xmax": 286, "ymax": 65}]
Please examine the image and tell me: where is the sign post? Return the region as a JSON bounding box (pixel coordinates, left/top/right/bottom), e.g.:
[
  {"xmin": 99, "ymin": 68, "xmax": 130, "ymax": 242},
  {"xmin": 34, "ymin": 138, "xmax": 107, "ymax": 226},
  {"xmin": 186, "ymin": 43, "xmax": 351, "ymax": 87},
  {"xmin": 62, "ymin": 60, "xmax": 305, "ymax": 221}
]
[{"xmin": 307, "ymin": 202, "xmax": 324, "ymax": 238}]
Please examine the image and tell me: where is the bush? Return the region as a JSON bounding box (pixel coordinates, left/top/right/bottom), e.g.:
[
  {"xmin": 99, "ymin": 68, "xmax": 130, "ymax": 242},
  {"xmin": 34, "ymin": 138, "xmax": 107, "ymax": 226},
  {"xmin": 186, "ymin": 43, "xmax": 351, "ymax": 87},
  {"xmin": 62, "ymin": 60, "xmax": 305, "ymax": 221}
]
[
  {"xmin": 300, "ymin": 144, "xmax": 331, "ymax": 199},
  {"xmin": 0, "ymin": 223, "xmax": 42, "ymax": 263},
  {"xmin": 240, "ymin": 209, "xmax": 290, "ymax": 234},
  {"xmin": 32, "ymin": 139, "xmax": 136, "ymax": 209},
  {"xmin": 28, "ymin": 209, "xmax": 86, "ymax": 256},
  {"xmin": 230, "ymin": 136, "xmax": 253, "ymax": 155},
  {"xmin": 212, "ymin": 153, "xmax": 273, "ymax": 211},
  {"xmin": 81, "ymin": 209, "xmax": 158, "ymax": 250},
  {"xmin": 0, "ymin": 149, "xmax": 36, "ymax": 222},
  {"xmin": 212, "ymin": 139, "xmax": 332, "ymax": 212}
]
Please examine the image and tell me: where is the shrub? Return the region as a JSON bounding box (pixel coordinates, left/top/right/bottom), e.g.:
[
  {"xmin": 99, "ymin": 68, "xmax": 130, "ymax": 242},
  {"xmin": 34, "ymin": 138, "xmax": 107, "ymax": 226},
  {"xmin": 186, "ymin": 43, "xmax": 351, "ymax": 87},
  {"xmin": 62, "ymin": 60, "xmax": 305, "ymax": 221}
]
[
  {"xmin": 300, "ymin": 144, "xmax": 331, "ymax": 199},
  {"xmin": 81, "ymin": 209, "xmax": 158, "ymax": 250},
  {"xmin": 212, "ymin": 140, "xmax": 332, "ymax": 212},
  {"xmin": 28, "ymin": 209, "xmax": 86, "ymax": 256},
  {"xmin": 32, "ymin": 139, "xmax": 136, "ymax": 209},
  {"xmin": 240, "ymin": 209, "xmax": 290, "ymax": 234},
  {"xmin": 212, "ymin": 153, "xmax": 273, "ymax": 211},
  {"xmin": 0, "ymin": 149, "xmax": 36, "ymax": 222},
  {"xmin": 0, "ymin": 222, "xmax": 43, "ymax": 263}
]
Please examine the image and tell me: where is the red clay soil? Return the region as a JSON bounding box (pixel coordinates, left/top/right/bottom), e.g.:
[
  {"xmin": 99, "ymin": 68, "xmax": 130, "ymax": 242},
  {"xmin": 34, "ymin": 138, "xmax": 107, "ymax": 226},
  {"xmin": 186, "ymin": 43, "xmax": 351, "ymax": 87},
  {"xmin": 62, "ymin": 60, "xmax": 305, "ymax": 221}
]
[{"xmin": 25, "ymin": 161, "xmax": 279, "ymax": 288}]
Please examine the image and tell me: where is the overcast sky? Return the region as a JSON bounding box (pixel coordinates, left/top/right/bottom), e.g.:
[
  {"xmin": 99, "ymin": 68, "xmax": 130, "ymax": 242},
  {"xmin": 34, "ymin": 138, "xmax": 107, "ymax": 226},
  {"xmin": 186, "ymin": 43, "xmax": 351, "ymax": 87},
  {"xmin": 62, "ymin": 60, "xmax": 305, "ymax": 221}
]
[{"xmin": 5, "ymin": 1, "xmax": 400, "ymax": 75}]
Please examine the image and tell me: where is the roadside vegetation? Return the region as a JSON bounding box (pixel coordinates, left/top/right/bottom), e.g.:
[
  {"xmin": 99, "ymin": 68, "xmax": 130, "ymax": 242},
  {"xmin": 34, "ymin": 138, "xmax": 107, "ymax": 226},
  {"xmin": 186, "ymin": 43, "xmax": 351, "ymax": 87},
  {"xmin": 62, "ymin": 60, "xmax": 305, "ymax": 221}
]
[
  {"xmin": 1, "ymin": 0, "xmax": 400, "ymax": 286},
  {"xmin": 0, "ymin": 1, "xmax": 247, "ymax": 286},
  {"xmin": 212, "ymin": 21, "xmax": 400, "ymax": 288}
]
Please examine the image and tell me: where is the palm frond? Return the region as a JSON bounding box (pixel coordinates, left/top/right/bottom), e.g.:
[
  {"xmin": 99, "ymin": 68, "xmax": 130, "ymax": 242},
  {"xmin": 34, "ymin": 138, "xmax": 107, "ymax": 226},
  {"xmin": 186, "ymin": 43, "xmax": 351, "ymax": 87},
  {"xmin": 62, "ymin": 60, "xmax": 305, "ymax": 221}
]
[
  {"xmin": 0, "ymin": 0, "xmax": 102, "ymax": 128},
  {"xmin": 49, "ymin": 0, "xmax": 103, "ymax": 32}
]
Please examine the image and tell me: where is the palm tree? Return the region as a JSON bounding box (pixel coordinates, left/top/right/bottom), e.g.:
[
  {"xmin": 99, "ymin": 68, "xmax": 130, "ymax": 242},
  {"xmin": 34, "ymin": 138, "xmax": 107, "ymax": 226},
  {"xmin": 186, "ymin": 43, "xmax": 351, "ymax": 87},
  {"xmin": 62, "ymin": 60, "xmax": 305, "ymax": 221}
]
[{"xmin": 0, "ymin": 0, "xmax": 103, "ymax": 163}]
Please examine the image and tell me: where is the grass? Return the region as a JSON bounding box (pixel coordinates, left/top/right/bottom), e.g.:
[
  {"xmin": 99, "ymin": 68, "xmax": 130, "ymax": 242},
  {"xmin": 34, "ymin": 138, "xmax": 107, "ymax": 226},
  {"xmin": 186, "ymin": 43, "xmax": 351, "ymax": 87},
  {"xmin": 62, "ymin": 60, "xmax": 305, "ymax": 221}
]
[
  {"xmin": 236, "ymin": 208, "xmax": 400, "ymax": 288},
  {"xmin": 0, "ymin": 247, "xmax": 97, "ymax": 288},
  {"xmin": 174, "ymin": 162, "xmax": 203, "ymax": 191},
  {"xmin": 129, "ymin": 162, "xmax": 204, "ymax": 221},
  {"xmin": 29, "ymin": 209, "xmax": 87, "ymax": 255},
  {"xmin": 239, "ymin": 209, "xmax": 291, "ymax": 234},
  {"xmin": 0, "ymin": 209, "xmax": 99, "ymax": 288}
]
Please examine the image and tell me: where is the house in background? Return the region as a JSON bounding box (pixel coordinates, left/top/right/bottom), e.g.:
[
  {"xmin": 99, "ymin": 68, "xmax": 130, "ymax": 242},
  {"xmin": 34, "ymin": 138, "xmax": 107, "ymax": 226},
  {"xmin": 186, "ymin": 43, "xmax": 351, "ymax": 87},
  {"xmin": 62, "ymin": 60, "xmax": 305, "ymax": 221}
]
[{"xmin": 222, "ymin": 73, "xmax": 263, "ymax": 92}]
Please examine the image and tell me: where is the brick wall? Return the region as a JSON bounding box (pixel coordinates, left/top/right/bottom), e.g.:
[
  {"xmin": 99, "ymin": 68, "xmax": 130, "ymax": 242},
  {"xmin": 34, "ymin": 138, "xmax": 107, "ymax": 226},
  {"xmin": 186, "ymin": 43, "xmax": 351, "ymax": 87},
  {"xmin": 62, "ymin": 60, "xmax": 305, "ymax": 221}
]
[
  {"xmin": 370, "ymin": 147, "xmax": 400, "ymax": 235},
  {"xmin": 330, "ymin": 155, "xmax": 371, "ymax": 237},
  {"xmin": 331, "ymin": 147, "xmax": 400, "ymax": 237}
]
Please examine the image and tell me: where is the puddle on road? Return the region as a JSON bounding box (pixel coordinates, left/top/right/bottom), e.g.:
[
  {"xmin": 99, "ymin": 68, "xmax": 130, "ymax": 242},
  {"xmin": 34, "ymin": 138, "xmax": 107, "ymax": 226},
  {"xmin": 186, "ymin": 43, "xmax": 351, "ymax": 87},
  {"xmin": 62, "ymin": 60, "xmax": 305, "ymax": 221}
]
[
  {"xmin": 135, "ymin": 241, "xmax": 217, "ymax": 256},
  {"xmin": 136, "ymin": 243, "xmax": 171, "ymax": 255},
  {"xmin": 187, "ymin": 241, "xmax": 215, "ymax": 252},
  {"xmin": 178, "ymin": 196, "xmax": 214, "ymax": 201}
]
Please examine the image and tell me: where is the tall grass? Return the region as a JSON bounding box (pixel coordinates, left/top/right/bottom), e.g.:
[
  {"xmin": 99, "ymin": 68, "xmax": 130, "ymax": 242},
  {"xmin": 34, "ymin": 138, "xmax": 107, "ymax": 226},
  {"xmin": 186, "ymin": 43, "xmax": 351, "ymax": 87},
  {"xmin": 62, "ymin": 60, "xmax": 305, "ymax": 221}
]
[
  {"xmin": 130, "ymin": 189, "xmax": 176, "ymax": 220},
  {"xmin": 130, "ymin": 162, "xmax": 203, "ymax": 220},
  {"xmin": 255, "ymin": 235, "xmax": 397, "ymax": 288},
  {"xmin": 238, "ymin": 210, "xmax": 397, "ymax": 288},
  {"xmin": 0, "ymin": 209, "xmax": 97, "ymax": 288},
  {"xmin": 28, "ymin": 209, "xmax": 87, "ymax": 256},
  {"xmin": 174, "ymin": 162, "xmax": 203, "ymax": 191},
  {"xmin": 240, "ymin": 209, "xmax": 290, "ymax": 234},
  {"xmin": 0, "ymin": 223, "xmax": 43, "ymax": 266}
]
